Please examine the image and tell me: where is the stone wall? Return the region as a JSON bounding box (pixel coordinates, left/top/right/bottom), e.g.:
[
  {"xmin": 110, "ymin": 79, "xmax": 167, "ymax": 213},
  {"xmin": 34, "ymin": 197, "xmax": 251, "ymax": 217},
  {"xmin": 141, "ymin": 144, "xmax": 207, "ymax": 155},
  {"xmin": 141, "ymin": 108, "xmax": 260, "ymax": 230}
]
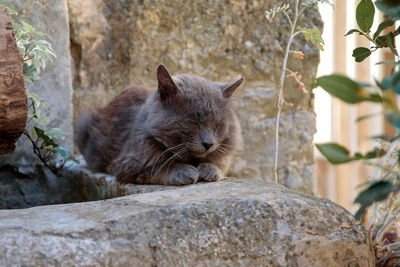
[
  {"xmin": 68, "ymin": 0, "xmax": 321, "ymax": 193},
  {"xmin": 0, "ymin": 0, "xmax": 73, "ymax": 165}
]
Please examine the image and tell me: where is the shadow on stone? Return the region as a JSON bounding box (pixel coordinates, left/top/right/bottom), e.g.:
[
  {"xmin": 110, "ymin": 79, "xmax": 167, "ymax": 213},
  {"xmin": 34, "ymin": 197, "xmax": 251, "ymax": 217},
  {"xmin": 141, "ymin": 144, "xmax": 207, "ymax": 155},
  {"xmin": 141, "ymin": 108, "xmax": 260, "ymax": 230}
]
[{"xmin": 0, "ymin": 159, "xmax": 176, "ymax": 209}]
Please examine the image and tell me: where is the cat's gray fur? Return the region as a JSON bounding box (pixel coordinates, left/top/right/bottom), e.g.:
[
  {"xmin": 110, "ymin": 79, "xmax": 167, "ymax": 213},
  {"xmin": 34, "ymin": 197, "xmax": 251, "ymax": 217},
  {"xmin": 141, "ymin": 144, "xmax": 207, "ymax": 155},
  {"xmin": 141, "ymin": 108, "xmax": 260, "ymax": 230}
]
[{"xmin": 75, "ymin": 65, "xmax": 243, "ymax": 185}]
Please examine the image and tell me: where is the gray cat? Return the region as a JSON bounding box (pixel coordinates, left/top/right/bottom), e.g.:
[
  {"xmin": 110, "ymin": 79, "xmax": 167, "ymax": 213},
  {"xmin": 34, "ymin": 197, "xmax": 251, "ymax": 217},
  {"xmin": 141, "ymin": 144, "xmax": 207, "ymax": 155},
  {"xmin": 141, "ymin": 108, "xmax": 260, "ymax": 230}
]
[{"xmin": 75, "ymin": 65, "xmax": 243, "ymax": 185}]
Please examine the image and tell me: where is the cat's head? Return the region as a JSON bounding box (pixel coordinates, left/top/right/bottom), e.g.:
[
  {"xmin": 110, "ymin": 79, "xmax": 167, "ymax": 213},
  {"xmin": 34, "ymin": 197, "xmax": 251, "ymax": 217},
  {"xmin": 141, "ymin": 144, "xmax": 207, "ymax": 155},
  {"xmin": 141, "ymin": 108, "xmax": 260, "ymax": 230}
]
[{"xmin": 145, "ymin": 64, "xmax": 243, "ymax": 158}]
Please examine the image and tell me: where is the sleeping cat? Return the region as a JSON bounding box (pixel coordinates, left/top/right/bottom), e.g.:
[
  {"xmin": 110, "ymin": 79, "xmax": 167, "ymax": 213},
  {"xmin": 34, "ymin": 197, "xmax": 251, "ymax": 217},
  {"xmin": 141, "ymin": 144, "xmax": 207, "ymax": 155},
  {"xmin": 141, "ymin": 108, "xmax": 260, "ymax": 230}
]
[{"xmin": 75, "ymin": 65, "xmax": 243, "ymax": 185}]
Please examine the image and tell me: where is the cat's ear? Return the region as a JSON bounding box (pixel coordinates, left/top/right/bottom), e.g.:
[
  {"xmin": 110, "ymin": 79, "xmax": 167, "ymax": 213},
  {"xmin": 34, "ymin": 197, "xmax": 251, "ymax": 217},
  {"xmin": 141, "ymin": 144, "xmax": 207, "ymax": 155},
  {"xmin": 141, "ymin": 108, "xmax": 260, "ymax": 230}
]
[
  {"xmin": 220, "ymin": 77, "xmax": 244, "ymax": 98},
  {"xmin": 156, "ymin": 64, "xmax": 180, "ymax": 102}
]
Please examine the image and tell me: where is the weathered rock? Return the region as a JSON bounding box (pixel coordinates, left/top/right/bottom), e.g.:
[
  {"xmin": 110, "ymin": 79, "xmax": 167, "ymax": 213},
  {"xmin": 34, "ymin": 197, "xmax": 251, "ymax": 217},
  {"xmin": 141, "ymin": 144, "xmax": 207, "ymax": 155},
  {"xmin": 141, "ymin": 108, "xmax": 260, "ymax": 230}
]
[
  {"xmin": 0, "ymin": 0, "xmax": 73, "ymax": 164},
  {"xmin": 0, "ymin": 160, "xmax": 171, "ymax": 209},
  {"xmin": 0, "ymin": 7, "xmax": 27, "ymax": 154},
  {"xmin": 68, "ymin": 0, "xmax": 321, "ymax": 193},
  {"xmin": 0, "ymin": 178, "xmax": 374, "ymax": 266}
]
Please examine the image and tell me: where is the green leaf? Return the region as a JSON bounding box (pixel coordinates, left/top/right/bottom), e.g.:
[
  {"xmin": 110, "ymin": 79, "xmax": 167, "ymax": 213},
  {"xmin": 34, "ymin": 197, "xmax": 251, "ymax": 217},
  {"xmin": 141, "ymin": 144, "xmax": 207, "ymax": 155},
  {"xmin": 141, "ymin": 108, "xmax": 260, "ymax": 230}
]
[
  {"xmin": 375, "ymin": 0, "xmax": 400, "ymax": 20},
  {"xmin": 32, "ymin": 127, "xmax": 58, "ymax": 147},
  {"xmin": 354, "ymin": 147, "xmax": 385, "ymax": 160},
  {"xmin": 381, "ymin": 71, "xmax": 400, "ymax": 93},
  {"xmin": 354, "ymin": 181, "xmax": 400, "ymax": 220},
  {"xmin": 53, "ymin": 147, "xmax": 68, "ymax": 160},
  {"xmin": 352, "ymin": 47, "xmax": 371, "ymax": 62},
  {"xmin": 375, "ymin": 32, "xmax": 397, "ymax": 56},
  {"xmin": 46, "ymin": 128, "xmax": 65, "ymax": 140},
  {"xmin": 345, "ymin": 29, "xmax": 362, "ymax": 36},
  {"xmin": 22, "ymin": 63, "xmax": 40, "ymax": 82},
  {"xmin": 356, "ymin": 0, "xmax": 375, "ymax": 32},
  {"xmin": 27, "ymin": 89, "xmax": 47, "ymax": 109},
  {"xmin": 387, "ymin": 112, "xmax": 400, "ymax": 128},
  {"xmin": 373, "ymin": 19, "xmax": 395, "ymax": 39},
  {"xmin": 315, "ymin": 143, "xmax": 352, "ymax": 164},
  {"xmin": 356, "ymin": 112, "xmax": 381, "ymax": 122},
  {"xmin": 298, "ymin": 26, "xmax": 325, "ymax": 51},
  {"xmin": 376, "ymin": 61, "xmax": 400, "ymax": 66},
  {"xmin": 69, "ymin": 157, "xmax": 80, "ymax": 164},
  {"xmin": 316, "ymin": 74, "xmax": 380, "ymax": 103},
  {"xmin": 33, "ymin": 110, "xmax": 49, "ymax": 126},
  {"xmin": 0, "ymin": 2, "xmax": 17, "ymax": 15},
  {"xmin": 20, "ymin": 20, "xmax": 36, "ymax": 34}
]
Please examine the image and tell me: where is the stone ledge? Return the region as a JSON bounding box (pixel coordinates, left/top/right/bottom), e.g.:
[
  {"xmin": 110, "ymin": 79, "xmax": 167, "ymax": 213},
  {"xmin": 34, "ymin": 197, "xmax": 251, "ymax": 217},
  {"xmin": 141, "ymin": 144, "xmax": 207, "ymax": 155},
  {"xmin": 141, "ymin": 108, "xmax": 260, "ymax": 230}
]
[{"xmin": 0, "ymin": 178, "xmax": 374, "ymax": 266}]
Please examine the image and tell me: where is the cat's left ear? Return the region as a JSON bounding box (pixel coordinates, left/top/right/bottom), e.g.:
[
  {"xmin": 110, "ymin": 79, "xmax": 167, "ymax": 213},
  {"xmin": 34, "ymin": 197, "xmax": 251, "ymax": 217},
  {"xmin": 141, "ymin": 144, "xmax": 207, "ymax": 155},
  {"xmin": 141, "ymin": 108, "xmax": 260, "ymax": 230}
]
[
  {"xmin": 156, "ymin": 64, "xmax": 181, "ymax": 103},
  {"xmin": 219, "ymin": 77, "xmax": 244, "ymax": 98}
]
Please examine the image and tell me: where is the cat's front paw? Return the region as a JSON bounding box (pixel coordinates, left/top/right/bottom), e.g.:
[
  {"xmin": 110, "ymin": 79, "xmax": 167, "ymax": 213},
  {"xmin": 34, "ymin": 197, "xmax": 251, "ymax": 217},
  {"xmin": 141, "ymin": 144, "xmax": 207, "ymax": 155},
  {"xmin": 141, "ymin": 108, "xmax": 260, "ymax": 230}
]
[
  {"xmin": 168, "ymin": 165, "xmax": 199, "ymax": 185},
  {"xmin": 198, "ymin": 163, "xmax": 222, "ymax": 182}
]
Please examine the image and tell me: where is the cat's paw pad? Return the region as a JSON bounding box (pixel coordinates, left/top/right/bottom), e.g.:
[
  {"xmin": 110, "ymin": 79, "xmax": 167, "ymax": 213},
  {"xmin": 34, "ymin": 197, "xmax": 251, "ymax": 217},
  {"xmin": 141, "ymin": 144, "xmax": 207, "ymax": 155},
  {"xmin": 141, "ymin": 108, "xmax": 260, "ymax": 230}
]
[
  {"xmin": 198, "ymin": 163, "xmax": 222, "ymax": 182},
  {"xmin": 169, "ymin": 165, "xmax": 199, "ymax": 185}
]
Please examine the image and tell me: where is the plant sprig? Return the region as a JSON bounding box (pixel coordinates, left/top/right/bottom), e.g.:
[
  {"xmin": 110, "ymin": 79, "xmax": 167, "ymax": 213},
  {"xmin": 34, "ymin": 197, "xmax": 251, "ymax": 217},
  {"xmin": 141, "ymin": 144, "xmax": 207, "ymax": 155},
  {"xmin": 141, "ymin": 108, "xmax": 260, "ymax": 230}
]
[
  {"xmin": 265, "ymin": 0, "xmax": 328, "ymax": 183},
  {"xmin": 1, "ymin": 2, "xmax": 78, "ymax": 176}
]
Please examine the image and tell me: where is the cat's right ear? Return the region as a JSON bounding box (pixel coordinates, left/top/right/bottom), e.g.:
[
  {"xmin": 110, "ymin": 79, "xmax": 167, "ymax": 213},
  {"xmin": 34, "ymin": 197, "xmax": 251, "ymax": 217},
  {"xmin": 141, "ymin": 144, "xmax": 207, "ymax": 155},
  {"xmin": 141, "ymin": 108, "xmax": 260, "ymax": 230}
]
[
  {"xmin": 156, "ymin": 64, "xmax": 180, "ymax": 103},
  {"xmin": 220, "ymin": 77, "xmax": 244, "ymax": 98}
]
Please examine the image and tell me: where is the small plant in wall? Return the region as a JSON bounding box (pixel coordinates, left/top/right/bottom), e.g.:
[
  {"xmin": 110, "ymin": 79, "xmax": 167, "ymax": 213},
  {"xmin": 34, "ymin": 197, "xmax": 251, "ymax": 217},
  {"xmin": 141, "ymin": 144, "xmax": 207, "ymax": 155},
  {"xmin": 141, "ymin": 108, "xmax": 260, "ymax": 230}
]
[
  {"xmin": 265, "ymin": 0, "xmax": 328, "ymax": 183},
  {"xmin": 314, "ymin": 0, "xmax": 400, "ymax": 264},
  {"xmin": 1, "ymin": 2, "xmax": 76, "ymax": 176}
]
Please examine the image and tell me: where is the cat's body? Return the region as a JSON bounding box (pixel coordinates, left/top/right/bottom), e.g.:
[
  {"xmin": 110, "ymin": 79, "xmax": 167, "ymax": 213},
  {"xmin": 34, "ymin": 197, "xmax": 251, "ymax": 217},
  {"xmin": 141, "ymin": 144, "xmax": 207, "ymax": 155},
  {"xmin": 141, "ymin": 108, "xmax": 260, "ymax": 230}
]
[{"xmin": 75, "ymin": 65, "xmax": 243, "ymax": 185}]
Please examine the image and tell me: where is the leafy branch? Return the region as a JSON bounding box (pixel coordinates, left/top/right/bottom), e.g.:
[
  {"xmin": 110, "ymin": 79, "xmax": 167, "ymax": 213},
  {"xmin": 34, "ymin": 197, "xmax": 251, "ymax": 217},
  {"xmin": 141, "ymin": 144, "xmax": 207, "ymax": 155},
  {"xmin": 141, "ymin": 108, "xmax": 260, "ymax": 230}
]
[
  {"xmin": 314, "ymin": 0, "xmax": 400, "ymax": 263},
  {"xmin": 0, "ymin": 2, "xmax": 77, "ymax": 176}
]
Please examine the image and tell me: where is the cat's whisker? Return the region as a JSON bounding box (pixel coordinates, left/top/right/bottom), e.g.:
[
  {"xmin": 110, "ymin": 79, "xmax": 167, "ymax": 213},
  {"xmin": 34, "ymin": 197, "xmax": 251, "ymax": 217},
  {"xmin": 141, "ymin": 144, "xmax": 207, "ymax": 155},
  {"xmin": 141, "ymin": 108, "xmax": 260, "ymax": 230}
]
[
  {"xmin": 218, "ymin": 146, "xmax": 228, "ymax": 152},
  {"xmin": 152, "ymin": 145, "xmax": 189, "ymax": 178},
  {"xmin": 220, "ymin": 143, "xmax": 234, "ymax": 149},
  {"xmin": 165, "ymin": 147, "xmax": 190, "ymax": 173},
  {"xmin": 151, "ymin": 143, "xmax": 187, "ymax": 177},
  {"xmin": 153, "ymin": 148, "xmax": 188, "ymax": 178},
  {"xmin": 217, "ymin": 147, "xmax": 228, "ymax": 155}
]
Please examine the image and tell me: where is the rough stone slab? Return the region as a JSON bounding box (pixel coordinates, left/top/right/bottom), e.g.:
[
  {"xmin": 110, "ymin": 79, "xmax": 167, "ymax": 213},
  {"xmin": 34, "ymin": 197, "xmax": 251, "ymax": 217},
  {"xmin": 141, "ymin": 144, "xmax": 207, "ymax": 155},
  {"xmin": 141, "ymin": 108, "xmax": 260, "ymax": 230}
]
[
  {"xmin": 0, "ymin": 178, "xmax": 374, "ymax": 266},
  {"xmin": 0, "ymin": 0, "xmax": 73, "ymax": 164},
  {"xmin": 68, "ymin": 0, "xmax": 321, "ymax": 194}
]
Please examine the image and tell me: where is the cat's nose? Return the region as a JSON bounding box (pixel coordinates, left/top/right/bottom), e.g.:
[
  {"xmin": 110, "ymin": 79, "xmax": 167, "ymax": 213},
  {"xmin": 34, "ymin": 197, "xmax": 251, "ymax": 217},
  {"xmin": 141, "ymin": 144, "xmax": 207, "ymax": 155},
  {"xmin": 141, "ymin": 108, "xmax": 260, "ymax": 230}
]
[{"xmin": 202, "ymin": 142, "xmax": 214, "ymax": 151}]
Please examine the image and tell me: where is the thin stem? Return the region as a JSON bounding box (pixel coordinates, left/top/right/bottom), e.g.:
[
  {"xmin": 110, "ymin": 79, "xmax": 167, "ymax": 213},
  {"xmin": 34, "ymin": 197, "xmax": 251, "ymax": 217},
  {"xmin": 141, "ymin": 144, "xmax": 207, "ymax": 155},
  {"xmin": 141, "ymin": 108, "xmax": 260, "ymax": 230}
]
[
  {"xmin": 374, "ymin": 207, "xmax": 400, "ymax": 244},
  {"xmin": 382, "ymin": 159, "xmax": 398, "ymax": 180},
  {"xmin": 381, "ymin": 241, "xmax": 400, "ymax": 250},
  {"xmin": 283, "ymin": 11, "xmax": 293, "ymax": 28},
  {"xmin": 377, "ymin": 251, "xmax": 400, "ymax": 266},
  {"xmin": 369, "ymin": 139, "xmax": 399, "ymax": 226},
  {"xmin": 274, "ymin": 0, "xmax": 300, "ymax": 183},
  {"xmin": 23, "ymin": 130, "xmax": 62, "ymax": 177},
  {"xmin": 292, "ymin": 31, "xmax": 303, "ymax": 38}
]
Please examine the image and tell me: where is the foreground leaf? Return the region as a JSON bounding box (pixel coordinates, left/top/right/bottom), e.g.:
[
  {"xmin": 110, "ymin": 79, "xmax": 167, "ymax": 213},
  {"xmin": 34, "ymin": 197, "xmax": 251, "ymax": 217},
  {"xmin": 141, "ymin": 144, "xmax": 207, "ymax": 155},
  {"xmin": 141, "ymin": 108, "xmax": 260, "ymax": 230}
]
[
  {"xmin": 354, "ymin": 181, "xmax": 400, "ymax": 220},
  {"xmin": 373, "ymin": 19, "xmax": 395, "ymax": 39},
  {"xmin": 345, "ymin": 29, "xmax": 362, "ymax": 36},
  {"xmin": 375, "ymin": 0, "xmax": 400, "ymax": 19},
  {"xmin": 375, "ymin": 32, "xmax": 398, "ymax": 56},
  {"xmin": 316, "ymin": 74, "xmax": 380, "ymax": 103},
  {"xmin": 387, "ymin": 112, "xmax": 400, "ymax": 128},
  {"xmin": 381, "ymin": 71, "xmax": 400, "ymax": 94},
  {"xmin": 315, "ymin": 143, "xmax": 352, "ymax": 164},
  {"xmin": 32, "ymin": 127, "xmax": 58, "ymax": 148},
  {"xmin": 0, "ymin": 1, "xmax": 17, "ymax": 15},
  {"xmin": 356, "ymin": 0, "xmax": 375, "ymax": 33},
  {"xmin": 53, "ymin": 147, "xmax": 68, "ymax": 160},
  {"xmin": 352, "ymin": 47, "xmax": 371, "ymax": 62},
  {"xmin": 46, "ymin": 128, "xmax": 65, "ymax": 140}
]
